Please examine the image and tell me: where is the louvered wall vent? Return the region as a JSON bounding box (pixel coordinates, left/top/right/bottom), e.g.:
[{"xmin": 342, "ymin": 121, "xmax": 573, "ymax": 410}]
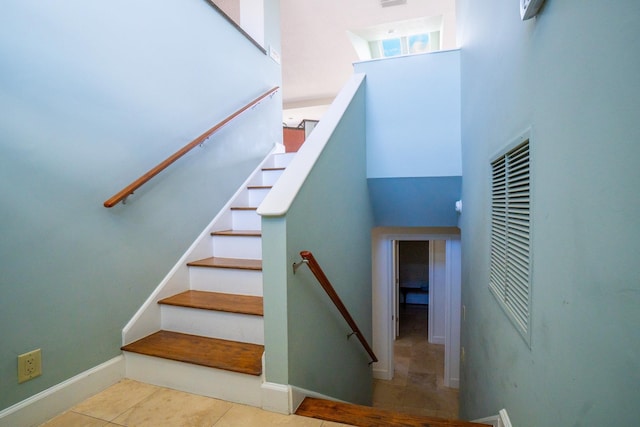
[
  {"xmin": 489, "ymin": 138, "xmax": 532, "ymax": 345},
  {"xmin": 381, "ymin": 0, "xmax": 407, "ymax": 7}
]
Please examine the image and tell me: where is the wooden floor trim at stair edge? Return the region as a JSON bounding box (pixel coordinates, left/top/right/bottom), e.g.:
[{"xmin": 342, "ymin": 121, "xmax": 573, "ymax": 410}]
[
  {"xmin": 295, "ymin": 397, "xmax": 491, "ymax": 427},
  {"xmin": 121, "ymin": 330, "xmax": 263, "ymax": 376}
]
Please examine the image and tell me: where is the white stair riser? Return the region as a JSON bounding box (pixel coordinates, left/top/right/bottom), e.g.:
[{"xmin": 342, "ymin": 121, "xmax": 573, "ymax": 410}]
[
  {"xmin": 261, "ymin": 170, "xmax": 284, "ymax": 186},
  {"xmin": 248, "ymin": 188, "xmax": 270, "ymax": 206},
  {"xmin": 123, "ymin": 352, "xmax": 262, "ymax": 407},
  {"xmin": 161, "ymin": 306, "xmax": 264, "ymax": 344},
  {"xmin": 189, "ymin": 268, "xmax": 263, "ymax": 296},
  {"xmin": 232, "ymin": 210, "xmax": 261, "ymax": 230},
  {"xmin": 271, "ymin": 153, "xmax": 295, "ymax": 168},
  {"xmin": 212, "ymin": 235, "xmax": 262, "ymax": 259}
]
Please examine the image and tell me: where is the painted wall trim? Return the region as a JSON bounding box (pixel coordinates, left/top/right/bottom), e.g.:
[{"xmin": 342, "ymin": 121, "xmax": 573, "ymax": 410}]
[
  {"xmin": 202, "ymin": 0, "xmax": 267, "ymax": 54},
  {"xmin": 0, "ymin": 356, "xmax": 124, "ymax": 427},
  {"xmin": 257, "ymin": 73, "xmax": 366, "ymax": 217},
  {"xmin": 474, "ymin": 409, "xmax": 513, "ymax": 427}
]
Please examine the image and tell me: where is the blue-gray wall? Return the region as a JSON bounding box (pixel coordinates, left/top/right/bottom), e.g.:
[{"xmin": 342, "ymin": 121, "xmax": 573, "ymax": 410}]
[
  {"xmin": 262, "ymin": 76, "xmax": 374, "ymax": 404},
  {"xmin": 458, "ymin": 1, "xmax": 640, "ymax": 425},
  {"xmin": 354, "ymin": 51, "xmax": 461, "ymax": 227},
  {"xmin": 368, "ymin": 177, "xmax": 461, "ymax": 227},
  {"xmin": 0, "ymin": 0, "xmax": 281, "ymax": 410}
]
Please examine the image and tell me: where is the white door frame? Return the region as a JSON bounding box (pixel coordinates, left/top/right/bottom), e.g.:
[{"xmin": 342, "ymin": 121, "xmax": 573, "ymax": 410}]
[
  {"xmin": 393, "ymin": 240, "xmax": 400, "ymax": 339},
  {"xmin": 444, "ymin": 239, "xmax": 461, "ymax": 388},
  {"xmin": 371, "ymin": 227, "xmax": 461, "ymax": 387}
]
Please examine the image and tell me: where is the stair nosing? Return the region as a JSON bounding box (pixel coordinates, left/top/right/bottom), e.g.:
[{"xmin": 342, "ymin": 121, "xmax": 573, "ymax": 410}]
[
  {"xmin": 211, "ymin": 229, "xmax": 262, "ymax": 237},
  {"xmin": 186, "ymin": 256, "xmax": 262, "ymax": 271},
  {"xmin": 121, "ymin": 330, "xmax": 263, "ymax": 376},
  {"xmin": 158, "ymin": 290, "xmax": 263, "ymax": 316}
]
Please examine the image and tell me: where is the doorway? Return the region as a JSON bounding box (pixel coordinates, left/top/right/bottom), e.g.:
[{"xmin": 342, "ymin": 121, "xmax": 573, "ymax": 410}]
[
  {"xmin": 372, "ymin": 227, "xmax": 461, "ymax": 388},
  {"xmin": 394, "ymin": 240, "xmax": 429, "ymax": 339}
]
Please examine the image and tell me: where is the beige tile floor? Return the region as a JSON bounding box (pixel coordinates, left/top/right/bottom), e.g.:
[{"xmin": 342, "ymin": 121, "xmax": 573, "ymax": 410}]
[
  {"xmin": 41, "ymin": 304, "xmax": 456, "ymax": 427},
  {"xmin": 40, "ymin": 379, "xmax": 350, "ymax": 427},
  {"xmin": 372, "ymin": 303, "xmax": 459, "ymax": 419}
]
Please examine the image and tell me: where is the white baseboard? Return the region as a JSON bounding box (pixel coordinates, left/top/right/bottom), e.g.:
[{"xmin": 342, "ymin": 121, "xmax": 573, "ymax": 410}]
[
  {"xmin": 260, "ymin": 382, "xmax": 291, "ymax": 414},
  {"xmin": 0, "ymin": 356, "xmax": 125, "ymax": 427},
  {"xmin": 474, "ymin": 408, "xmax": 512, "ymax": 427},
  {"xmin": 498, "ymin": 409, "xmax": 513, "ymax": 427},
  {"xmin": 372, "ymin": 367, "xmax": 392, "ymax": 380}
]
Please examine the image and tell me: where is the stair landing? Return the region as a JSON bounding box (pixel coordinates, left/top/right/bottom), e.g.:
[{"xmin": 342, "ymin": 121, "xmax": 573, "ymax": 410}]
[
  {"xmin": 295, "ymin": 397, "xmax": 490, "ymax": 427},
  {"xmin": 121, "ymin": 330, "xmax": 263, "ymax": 375}
]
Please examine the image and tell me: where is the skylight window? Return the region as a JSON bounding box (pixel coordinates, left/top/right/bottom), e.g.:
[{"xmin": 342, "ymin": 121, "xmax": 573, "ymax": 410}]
[
  {"xmin": 348, "ymin": 16, "xmax": 443, "ymax": 61},
  {"xmin": 382, "ymin": 38, "xmax": 402, "ymax": 57},
  {"xmin": 408, "ymin": 34, "xmax": 430, "ymax": 54}
]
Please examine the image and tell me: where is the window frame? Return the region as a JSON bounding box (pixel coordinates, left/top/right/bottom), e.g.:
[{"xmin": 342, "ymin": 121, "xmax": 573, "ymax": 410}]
[{"xmin": 368, "ymin": 30, "xmax": 441, "ymax": 59}]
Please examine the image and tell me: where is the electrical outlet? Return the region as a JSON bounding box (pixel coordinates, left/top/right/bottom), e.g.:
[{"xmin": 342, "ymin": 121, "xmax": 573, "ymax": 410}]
[{"xmin": 18, "ymin": 349, "xmax": 42, "ymax": 383}]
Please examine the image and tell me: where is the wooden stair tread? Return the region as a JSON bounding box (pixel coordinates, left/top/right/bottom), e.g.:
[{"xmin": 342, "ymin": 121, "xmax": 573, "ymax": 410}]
[
  {"xmin": 211, "ymin": 229, "xmax": 262, "ymax": 237},
  {"xmin": 121, "ymin": 331, "xmax": 263, "ymax": 375},
  {"xmin": 247, "ymin": 185, "xmax": 272, "ymax": 190},
  {"xmin": 295, "ymin": 398, "xmax": 490, "ymax": 427},
  {"xmin": 262, "ymin": 167, "xmax": 285, "ymax": 171},
  {"xmin": 159, "ymin": 290, "xmax": 263, "ymax": 316},
  {"xmin": 187, "ymin": 257, "xmax": 262, "ymax": 270}
]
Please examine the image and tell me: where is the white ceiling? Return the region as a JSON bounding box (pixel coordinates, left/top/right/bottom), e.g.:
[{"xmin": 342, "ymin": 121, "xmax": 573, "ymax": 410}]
[{"xmin": 280, "ymin": 0, "xmax": 457, "ymax": 125}]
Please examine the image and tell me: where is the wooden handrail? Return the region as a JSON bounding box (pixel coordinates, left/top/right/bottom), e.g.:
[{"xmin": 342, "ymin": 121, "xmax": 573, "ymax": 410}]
[
  {"xmin": 103, "ymin": 86, "xmax": 279, "ymax": 208},
  {"xmin": 299, "ymin": 251, "xmax": 378, "ymax": 364}
]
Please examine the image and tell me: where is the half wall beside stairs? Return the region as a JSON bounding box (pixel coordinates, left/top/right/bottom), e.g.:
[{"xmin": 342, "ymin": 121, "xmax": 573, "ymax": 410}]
[{"xmin": 259, "ymin": 73, "xmax": 376, "ymax": 406}]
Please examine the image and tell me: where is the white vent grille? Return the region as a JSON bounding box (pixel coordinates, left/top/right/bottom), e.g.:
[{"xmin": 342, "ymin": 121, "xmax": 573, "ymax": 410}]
[
  {"xmin": 489, "ymin": 140, "xmax": 531, "ymax": 343},
  {"xmin": 381, "ymin": 0, "xmax": 407, "ymax": 7}
]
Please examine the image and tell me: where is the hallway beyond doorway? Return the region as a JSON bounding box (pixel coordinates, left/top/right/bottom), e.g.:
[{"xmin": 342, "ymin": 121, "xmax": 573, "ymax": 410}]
[{"xmin": 372, "ymin": 304, "xmax": 459, "ymax": 419}]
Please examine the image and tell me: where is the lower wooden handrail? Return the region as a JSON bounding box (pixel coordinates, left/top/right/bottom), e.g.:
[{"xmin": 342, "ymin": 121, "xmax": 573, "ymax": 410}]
[
  {"xmin": 299, "ymin": 251, "xmax": 378, "ymax": 364},
  {"xmin": 103, "ymin": 86, "xmax": 279, "ymax": 208}
]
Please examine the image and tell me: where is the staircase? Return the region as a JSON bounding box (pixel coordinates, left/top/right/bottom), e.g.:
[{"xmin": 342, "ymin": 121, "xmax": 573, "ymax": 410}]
[{"xmin": 121, "ymin": 151, "xmax": 294, "ymax": 408}]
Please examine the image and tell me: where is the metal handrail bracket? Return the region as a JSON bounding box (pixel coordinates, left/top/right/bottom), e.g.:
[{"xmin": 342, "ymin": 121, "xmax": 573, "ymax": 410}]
[{"xmin": 292, "ymin": 259, "xmax": 308, "ymax": 274}]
